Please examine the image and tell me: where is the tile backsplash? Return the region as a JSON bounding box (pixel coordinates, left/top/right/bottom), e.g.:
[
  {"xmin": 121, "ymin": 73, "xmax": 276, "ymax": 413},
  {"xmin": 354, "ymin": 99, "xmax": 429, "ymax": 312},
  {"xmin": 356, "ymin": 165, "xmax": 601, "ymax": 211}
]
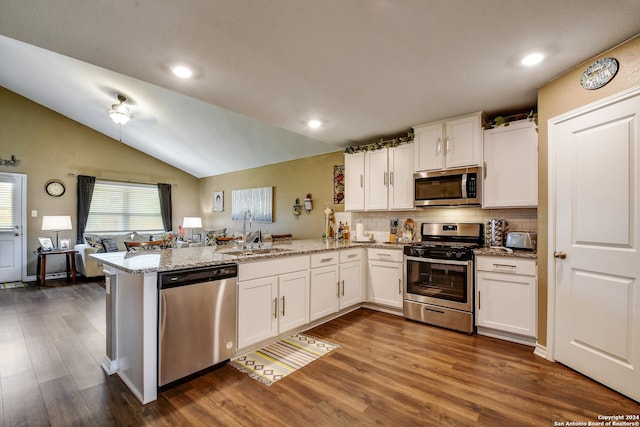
[{"xmin": 339, "ymin": 208, "xmax": 537, "ymax": 243}]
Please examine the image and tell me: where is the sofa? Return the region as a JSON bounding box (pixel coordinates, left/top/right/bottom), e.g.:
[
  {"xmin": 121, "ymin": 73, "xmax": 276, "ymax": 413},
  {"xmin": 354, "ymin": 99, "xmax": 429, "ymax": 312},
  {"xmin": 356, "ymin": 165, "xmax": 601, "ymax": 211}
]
[
  {"xmin": 74, "ymin": 231, "xmax": 157, "ymax": 277},
  {"xmin": 74, "ymin": 229, "xmax": 228, "ymax": 277}
]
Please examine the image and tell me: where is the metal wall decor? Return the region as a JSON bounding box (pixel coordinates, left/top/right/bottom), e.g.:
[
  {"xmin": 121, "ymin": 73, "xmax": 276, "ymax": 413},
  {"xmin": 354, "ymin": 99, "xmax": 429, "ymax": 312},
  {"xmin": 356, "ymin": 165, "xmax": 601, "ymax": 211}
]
[
  {"xmin": 0, "ymin": 155, "xmax": 21, "ymax": 167},
  {"xmin": 231, "ymin": 187, "xmax": 273, "ymax": 222}
]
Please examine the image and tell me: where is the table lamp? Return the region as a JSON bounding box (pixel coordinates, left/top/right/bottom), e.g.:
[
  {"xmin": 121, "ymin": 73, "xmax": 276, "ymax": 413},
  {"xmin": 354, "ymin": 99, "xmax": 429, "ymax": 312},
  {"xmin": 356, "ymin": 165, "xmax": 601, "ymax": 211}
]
[
  {"xmin": 42, "ymin": 215, "xmax": 72, "ymax": 249},
  {"xmin": 182, "ymin": 217, "xmax": 202, "ymax": 241}
]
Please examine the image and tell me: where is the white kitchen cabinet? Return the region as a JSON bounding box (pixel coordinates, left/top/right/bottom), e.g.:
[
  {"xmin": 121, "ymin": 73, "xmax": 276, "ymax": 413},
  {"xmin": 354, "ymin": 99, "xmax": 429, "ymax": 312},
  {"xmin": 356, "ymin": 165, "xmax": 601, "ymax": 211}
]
[
  {"xmin": 365, "ymin": 149, "xmax": 389, "ymax": 210},
  {"xmin": 309, "ymin": 252, "xmax": 340, "ymax": 321},
  {"xmin": 388, "ymin": 144, "xmax": 414, "ymax": 209},
  {"xmin": 414, "ymin": 112, "xmax": 483, "ymax": 172},
  {"xmin": 310, "ymin": 249, "xmax": 364, "ymax": 321},
  {"xmin": 237, "ymin": 256, "xmax": 310, "ymax": 350},
  {"xmin": 344, "ymin": 152, "xmax": 365, "ymax": 211},
  {"xmin": 482, "ymin": 119, "xmax": 538, "ymax": 208},
  {"xmin": 367, "ymin": 248, "xmax": 403, "ymax": 309},
  {"xmin": 362, "ymin": 145, "xmax": 414, "ymax": 211},
  {"xmin": 475, "ymin": 255, "xmax": 537, "ymax": 345}
]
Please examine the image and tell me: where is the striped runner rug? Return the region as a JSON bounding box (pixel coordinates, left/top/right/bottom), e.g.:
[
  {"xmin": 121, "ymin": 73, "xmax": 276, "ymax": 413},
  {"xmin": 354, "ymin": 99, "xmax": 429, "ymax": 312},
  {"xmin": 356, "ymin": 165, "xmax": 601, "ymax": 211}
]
[
  {"xmin": 0, "ymin": 281, "xmax": 28, "ymax": 289},
  {"xmin": 230, "ymin": 333, "xmax": 340, "ymax": 386}
]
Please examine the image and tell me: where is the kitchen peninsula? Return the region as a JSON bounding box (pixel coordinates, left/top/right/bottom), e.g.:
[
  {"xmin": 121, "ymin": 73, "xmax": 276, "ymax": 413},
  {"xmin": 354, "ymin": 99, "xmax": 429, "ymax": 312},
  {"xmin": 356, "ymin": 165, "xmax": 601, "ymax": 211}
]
[{"xmin": 91, "ymin": 239, "xmax": 399, "ymax": 404}]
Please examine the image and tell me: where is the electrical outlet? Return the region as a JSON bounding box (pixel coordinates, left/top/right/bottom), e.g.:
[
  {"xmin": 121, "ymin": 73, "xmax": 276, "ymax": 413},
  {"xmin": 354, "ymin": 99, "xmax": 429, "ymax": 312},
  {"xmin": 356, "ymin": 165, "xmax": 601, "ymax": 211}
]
[{"xmin": 31, "ymin": 210, "xmax": 38, "ymax": 217}]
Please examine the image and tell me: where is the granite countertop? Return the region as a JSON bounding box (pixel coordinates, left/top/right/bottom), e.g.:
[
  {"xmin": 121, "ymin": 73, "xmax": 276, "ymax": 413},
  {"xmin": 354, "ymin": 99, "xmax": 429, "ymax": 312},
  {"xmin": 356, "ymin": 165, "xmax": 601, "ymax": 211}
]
[
  {"xmin": 474, "ymin": 247, "xmax": 537, "ymax": 259},
  {"xmin": 91, "ymin": 239, "xmax": 406, "ymax": 274}
]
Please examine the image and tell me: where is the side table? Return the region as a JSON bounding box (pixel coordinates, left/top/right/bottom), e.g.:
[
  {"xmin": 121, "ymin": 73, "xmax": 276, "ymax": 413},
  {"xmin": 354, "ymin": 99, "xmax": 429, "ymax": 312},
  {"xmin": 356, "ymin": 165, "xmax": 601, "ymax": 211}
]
[{"xmin": 37, "ymin": 249, "xmax": 77, "ymax": 286}]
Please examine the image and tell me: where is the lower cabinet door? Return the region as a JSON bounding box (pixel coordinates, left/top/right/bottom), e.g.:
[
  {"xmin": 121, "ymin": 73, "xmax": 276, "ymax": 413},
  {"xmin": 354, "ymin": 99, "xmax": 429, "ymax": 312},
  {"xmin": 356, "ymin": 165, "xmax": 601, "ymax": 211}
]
[
  {"xmin": 476, "ymin": 271, "xmax": 536, "ymax": 337},
  {"xmin": 368, "ymin": 260, "xmax": 403, "ymax": 308},
  {"xmin": 237, "ymin": 277, "xmax": 278, "ymax": 349},
  {"xmin": 277, "ymin": 271, "xmax": 309, "ymax": 333},
  {"xmin": 309, "ymin": 266, "xmax": 339, "ymax": 321},
  {"xmin": 339, "ymin": 261, "xmax": 363, "ymax": 309}
]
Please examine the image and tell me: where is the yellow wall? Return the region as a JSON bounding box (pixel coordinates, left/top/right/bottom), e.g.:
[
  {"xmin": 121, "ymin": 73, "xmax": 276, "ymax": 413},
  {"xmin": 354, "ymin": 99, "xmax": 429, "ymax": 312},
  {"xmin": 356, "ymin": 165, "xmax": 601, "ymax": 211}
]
[
  {"xmin": 199, "ymin": 151, "xmax": 344, "ymax": 239},
  {"xmin": 0, "ymin": 87, "xmax": 200, "ymax": 275},
  {"xmin": 537, "ymin": 35, "xmax": 640, "ymax": 347}
]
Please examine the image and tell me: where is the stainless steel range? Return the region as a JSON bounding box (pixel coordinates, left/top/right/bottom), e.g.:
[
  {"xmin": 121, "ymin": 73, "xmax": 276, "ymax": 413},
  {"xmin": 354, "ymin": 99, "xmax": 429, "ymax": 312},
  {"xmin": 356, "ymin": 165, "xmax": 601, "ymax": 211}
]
[{"xmin": 403, "ymin": 223, "xmax": 483, "ymax": 334}]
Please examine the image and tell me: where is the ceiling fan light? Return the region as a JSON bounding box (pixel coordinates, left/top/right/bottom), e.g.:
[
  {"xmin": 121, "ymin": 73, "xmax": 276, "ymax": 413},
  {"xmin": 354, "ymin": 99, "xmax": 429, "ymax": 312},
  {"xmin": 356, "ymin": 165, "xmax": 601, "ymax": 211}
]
[{"xmin": 108, "ymin": 96, "xmax": 131, "ymax": 125}]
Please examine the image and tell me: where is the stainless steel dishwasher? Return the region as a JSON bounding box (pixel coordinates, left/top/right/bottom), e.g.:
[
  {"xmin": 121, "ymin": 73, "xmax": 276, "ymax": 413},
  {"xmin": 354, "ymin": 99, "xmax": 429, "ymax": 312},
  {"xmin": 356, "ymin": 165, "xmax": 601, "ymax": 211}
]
[{"xmin": 158, "ymin": 263, "xmax": 237, "ymax": 387}]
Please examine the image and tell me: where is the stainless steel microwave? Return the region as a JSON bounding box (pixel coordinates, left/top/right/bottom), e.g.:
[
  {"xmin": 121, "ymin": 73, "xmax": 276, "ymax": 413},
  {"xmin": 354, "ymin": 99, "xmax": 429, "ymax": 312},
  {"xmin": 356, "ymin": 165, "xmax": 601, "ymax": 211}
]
[{"xmin": 414, "ymin": 166, "xmax": 481, "ymax": 207}]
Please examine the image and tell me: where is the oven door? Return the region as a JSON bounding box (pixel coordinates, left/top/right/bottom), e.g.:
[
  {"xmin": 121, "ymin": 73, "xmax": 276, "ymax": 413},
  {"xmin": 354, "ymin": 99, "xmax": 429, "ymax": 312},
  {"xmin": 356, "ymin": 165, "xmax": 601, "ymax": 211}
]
[{"xmin": 404, "ymin": 256, "xmax": 473, "ymax": 311}]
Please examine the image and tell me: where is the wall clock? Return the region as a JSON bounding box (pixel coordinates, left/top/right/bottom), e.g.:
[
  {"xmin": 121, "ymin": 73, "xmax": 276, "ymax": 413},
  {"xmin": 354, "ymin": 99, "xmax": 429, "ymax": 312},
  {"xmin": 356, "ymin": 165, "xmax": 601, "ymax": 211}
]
[
  {"xmin": 580, "ymin": 57, "xmax": 619, "ymax": 90},
  {"xmin": 45, "ymin": 179, "xmax": 66, "ymax": 197}
]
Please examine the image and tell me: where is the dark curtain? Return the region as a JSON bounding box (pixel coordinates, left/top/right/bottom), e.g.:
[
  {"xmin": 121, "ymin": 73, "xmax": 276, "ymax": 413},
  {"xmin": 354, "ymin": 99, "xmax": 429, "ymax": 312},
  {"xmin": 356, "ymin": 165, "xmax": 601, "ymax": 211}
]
[
  {"xmin": 158, "ymin": 183, "xmax": 172, "ymax": 231},
  {"xmin": 76, "ymin": 175, "xmax": 96, "ymax": 243}
]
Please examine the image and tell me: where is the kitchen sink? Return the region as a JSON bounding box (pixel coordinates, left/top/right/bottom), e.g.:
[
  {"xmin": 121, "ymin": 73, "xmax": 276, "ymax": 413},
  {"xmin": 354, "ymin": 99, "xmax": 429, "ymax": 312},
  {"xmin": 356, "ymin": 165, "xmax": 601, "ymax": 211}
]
[{"xmin": 223, "ymin": 247, "xmax": 292, "ymax": 257}]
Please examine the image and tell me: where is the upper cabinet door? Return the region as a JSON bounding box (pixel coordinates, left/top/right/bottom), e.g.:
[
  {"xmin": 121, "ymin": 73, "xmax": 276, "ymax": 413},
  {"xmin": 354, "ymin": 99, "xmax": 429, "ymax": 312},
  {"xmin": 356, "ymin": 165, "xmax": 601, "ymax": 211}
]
[
  {"xmin": 413, "ymin": 122, "xmax": 444, "ymax": 171},
  {"xmin": 414, "ymin": 112, "xmax": 483, "ymax": 172},
  {"xmin": 388, "ymin": 144, "xmax": 414, "ymax": 210},
  {"xmin": 344, "ymin": 152, "xmax": 365, "ymax": 211},
  {"xmin": 364, "ymin": 148, "xmax": 389, "ymax": 210},
  {"xmin": 482, "ymin": 119, "xmax": 538, "ymax": 208},
  {"xmin": 444, "ymin": 113, "xmax": 482, "ymax": 169}
]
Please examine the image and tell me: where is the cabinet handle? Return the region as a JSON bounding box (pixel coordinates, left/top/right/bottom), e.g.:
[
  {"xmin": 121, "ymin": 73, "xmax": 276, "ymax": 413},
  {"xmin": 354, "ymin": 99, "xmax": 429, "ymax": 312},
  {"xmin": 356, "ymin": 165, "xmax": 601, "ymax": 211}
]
[
  {"xmin": 384, "ymin": 171, "xmax": 388, "ymax": 186},
  {"xmin": 483, "ymin": 161, "xmax": 487, "ymax": 179},
  {"xmin": 336, "ymin": 281, "xmax": 340, "ymax": 297},
  {"xmin": 493, "ymin": 263, "xmax": 516, "ymax": 272},
  {"xmin": 436, "ymin": 137, "xmax": 442, "ymax": 155},
  {"xmin": 341, "ymin": 280, "xmax": 345, "ymax": 296},
  {"xmin": 478, "ymin": 290, "xmax": 481, "ymax": 310},
  {"xmin": 398, "ymin": 278, "xmax": 402, "ymax": 294},
  {"xmin": 321, "ymin": 257, "xmax": 335, "ymax": 263},
  {"xmin": 347, "ymin": 254, "xmax": 357, "ymax": 259},
  {"xmin": 360, "ymin": 174, "xmax": 363, "ymax": 188},
  {"xmin": 446, "ymin": 136, "xmax": 451, "ymax": 153},
  {"xmin": 281, "ymin": 295, "xmax": 285, "ymax": 316},
  {"xmin": 273, "ymin": 297, "xmax": 278, "ymax": 319},
  {"xmin": 390, "ymin": 171, "xmax": 394, "ymax": 186}
]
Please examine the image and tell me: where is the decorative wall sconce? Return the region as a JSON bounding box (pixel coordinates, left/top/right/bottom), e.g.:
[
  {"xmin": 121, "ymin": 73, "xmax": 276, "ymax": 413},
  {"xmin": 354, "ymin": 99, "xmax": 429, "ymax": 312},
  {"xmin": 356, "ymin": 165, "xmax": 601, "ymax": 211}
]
[
  {"xmin": 304, "ymin": 193, "xmax": 313, "ymax": 213},
  {"xmin": 0, "ymin": 155, "xmax": 21, "ymax": 167},
  {"xmin": 293, "ymin": 198, "xmax": 302, "ymax": 218}
]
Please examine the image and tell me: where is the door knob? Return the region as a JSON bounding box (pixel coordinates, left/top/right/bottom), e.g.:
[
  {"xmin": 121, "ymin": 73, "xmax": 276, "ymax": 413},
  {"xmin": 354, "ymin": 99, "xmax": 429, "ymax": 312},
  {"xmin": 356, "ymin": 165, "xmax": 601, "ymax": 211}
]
[{"xmin": 554, "ymin": 251, "xmax": 567, "ymax": 259}]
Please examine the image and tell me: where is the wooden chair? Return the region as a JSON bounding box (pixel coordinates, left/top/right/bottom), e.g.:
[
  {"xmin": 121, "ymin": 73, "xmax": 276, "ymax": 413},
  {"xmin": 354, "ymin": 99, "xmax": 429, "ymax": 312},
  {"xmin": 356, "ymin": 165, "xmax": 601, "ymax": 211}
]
[{"xmin": 124, "ymin": 240, "xmax": 165, "ymax": 251}]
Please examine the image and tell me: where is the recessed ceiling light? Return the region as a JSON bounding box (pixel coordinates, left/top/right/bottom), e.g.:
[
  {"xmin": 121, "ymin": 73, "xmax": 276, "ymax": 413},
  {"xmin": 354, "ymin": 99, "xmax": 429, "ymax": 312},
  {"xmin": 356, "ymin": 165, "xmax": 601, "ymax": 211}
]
[
  {"xmin": 171, "ymin": 65, "xmax": 193, "ymax": 79},
  {"xmin": 521, "ymin": 52, "xmax": 544, "ymax": 67},
  {"xmin": 307, "ymin": 119, "xmax": 322, "ymax": 129}
]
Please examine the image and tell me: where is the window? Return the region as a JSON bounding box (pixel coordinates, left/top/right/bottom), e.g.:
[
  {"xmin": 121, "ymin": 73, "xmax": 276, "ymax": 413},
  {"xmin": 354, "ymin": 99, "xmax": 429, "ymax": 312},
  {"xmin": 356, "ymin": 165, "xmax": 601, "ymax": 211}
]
[
  {"xmin": 85, "ymin": 181, "xmax": 164, "ymax": 233},
  {"xmin": 0, "ymin": 181, "xmax": 14, "ymax": 231}
]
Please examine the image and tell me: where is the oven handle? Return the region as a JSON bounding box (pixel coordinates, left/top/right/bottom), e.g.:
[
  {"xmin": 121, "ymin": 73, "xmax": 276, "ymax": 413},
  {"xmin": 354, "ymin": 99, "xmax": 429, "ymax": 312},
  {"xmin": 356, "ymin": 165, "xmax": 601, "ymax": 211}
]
[{"xmin": 405, "ymin": 256, "xmax": 471, "ymax": 267}]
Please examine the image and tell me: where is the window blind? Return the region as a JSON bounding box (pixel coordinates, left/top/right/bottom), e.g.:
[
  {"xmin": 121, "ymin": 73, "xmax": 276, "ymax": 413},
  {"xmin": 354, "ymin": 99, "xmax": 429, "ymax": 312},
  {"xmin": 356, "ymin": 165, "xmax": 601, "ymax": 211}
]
[
  {"xmin": 0, "ymin": 181, "xmax": 14, "ymax": 231},
  {"xmin": 85, "ymin": 180, "xmax": 164, "ymax": 232}
]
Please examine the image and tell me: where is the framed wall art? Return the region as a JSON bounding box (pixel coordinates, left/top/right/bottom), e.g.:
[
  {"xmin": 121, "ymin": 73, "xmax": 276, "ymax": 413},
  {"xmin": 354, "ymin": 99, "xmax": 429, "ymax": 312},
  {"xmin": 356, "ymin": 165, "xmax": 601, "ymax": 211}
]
[
  {"xmin": 231, "ymin": 187, "xmax": 273, "ymax": 222},
  {"xmin": 213, "ymin": 191, "xmax": 224, "ymax": 212},
  {"xmin": 333, "ymin": 165, "xmax": 344, "ymax": 204},
  {"xmin": 59, "ymin": 239, "xmax": 71, "ymax": 250}
]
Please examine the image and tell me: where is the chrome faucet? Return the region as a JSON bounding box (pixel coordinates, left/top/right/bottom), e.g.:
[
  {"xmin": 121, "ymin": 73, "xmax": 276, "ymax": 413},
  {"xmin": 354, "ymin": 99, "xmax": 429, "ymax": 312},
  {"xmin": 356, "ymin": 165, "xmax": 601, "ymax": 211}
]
[{"xmin": 242, "ymin": 209, "xmax": 252, "ymax": 249}]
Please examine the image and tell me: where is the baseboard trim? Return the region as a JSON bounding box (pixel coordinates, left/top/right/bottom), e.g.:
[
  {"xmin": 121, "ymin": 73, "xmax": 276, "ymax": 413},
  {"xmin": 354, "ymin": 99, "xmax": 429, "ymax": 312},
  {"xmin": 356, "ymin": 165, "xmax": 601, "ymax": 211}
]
[{"xmin": 534, "ymin": 343, "xmax": 548, "ymax": 360}]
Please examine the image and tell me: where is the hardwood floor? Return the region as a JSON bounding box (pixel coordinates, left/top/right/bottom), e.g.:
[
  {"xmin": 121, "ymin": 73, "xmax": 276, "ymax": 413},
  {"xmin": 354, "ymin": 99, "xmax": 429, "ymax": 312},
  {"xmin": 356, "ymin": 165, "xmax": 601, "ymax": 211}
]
[{"xmin": 0, "ymin": 280, "xmax": 638, "ymax": 426}]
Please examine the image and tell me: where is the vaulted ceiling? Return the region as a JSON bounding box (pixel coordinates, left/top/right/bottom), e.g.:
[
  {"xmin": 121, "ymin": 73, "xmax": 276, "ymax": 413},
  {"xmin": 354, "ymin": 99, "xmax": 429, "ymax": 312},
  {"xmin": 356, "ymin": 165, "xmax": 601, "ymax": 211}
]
[{"xmin": 1, "ymin": 1, "xmax": 639, "ymax": 177}]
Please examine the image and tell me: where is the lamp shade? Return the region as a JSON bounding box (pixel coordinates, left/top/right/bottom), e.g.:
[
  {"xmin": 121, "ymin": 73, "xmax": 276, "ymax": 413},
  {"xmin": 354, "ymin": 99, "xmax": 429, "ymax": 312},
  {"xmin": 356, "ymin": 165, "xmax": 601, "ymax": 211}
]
[
  {"xmin": 182, "ymin": 217, "xmax": 202, "ymax": 228},
  {"xmin": 42, "ymin": 215, "xmax": 72, "ymax": 231}
]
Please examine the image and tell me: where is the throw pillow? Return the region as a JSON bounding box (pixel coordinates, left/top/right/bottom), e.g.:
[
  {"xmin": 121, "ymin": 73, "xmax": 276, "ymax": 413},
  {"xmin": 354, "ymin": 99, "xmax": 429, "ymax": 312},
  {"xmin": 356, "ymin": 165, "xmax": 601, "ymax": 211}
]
[
  {"xmin": 204, "ymin": 228, "xmax": 226, "ymax": 246},
  {"xmin": 101, "ymin": 238, "xmax": 119, "ymax": 253}
]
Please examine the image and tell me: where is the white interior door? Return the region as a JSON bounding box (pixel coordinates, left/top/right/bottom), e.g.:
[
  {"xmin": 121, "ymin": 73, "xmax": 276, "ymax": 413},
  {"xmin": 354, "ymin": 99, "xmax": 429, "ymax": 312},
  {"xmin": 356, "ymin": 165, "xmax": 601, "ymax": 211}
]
[
  {"xmin": 0, "ymin": 172, "xmax": 26, "ymax": 282},
  {"xmin": 551, "ymin": 88, "xmax": 640, "ymax": 402}
]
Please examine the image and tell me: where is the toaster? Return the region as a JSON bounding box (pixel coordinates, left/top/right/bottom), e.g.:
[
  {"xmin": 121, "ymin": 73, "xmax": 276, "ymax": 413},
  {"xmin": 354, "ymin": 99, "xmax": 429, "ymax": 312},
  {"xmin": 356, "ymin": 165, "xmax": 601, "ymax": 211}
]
[{"xmin": 505, "ymin": 232, "xmax": 537, "ymax": 251}]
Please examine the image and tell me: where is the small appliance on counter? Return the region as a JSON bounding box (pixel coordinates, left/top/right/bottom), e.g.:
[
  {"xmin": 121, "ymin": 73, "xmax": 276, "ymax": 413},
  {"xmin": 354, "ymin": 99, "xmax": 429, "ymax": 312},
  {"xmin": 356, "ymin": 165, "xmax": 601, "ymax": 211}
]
[{"xmin": 505, "ymin": 231, "xmax": 537, "ymax": 251}]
